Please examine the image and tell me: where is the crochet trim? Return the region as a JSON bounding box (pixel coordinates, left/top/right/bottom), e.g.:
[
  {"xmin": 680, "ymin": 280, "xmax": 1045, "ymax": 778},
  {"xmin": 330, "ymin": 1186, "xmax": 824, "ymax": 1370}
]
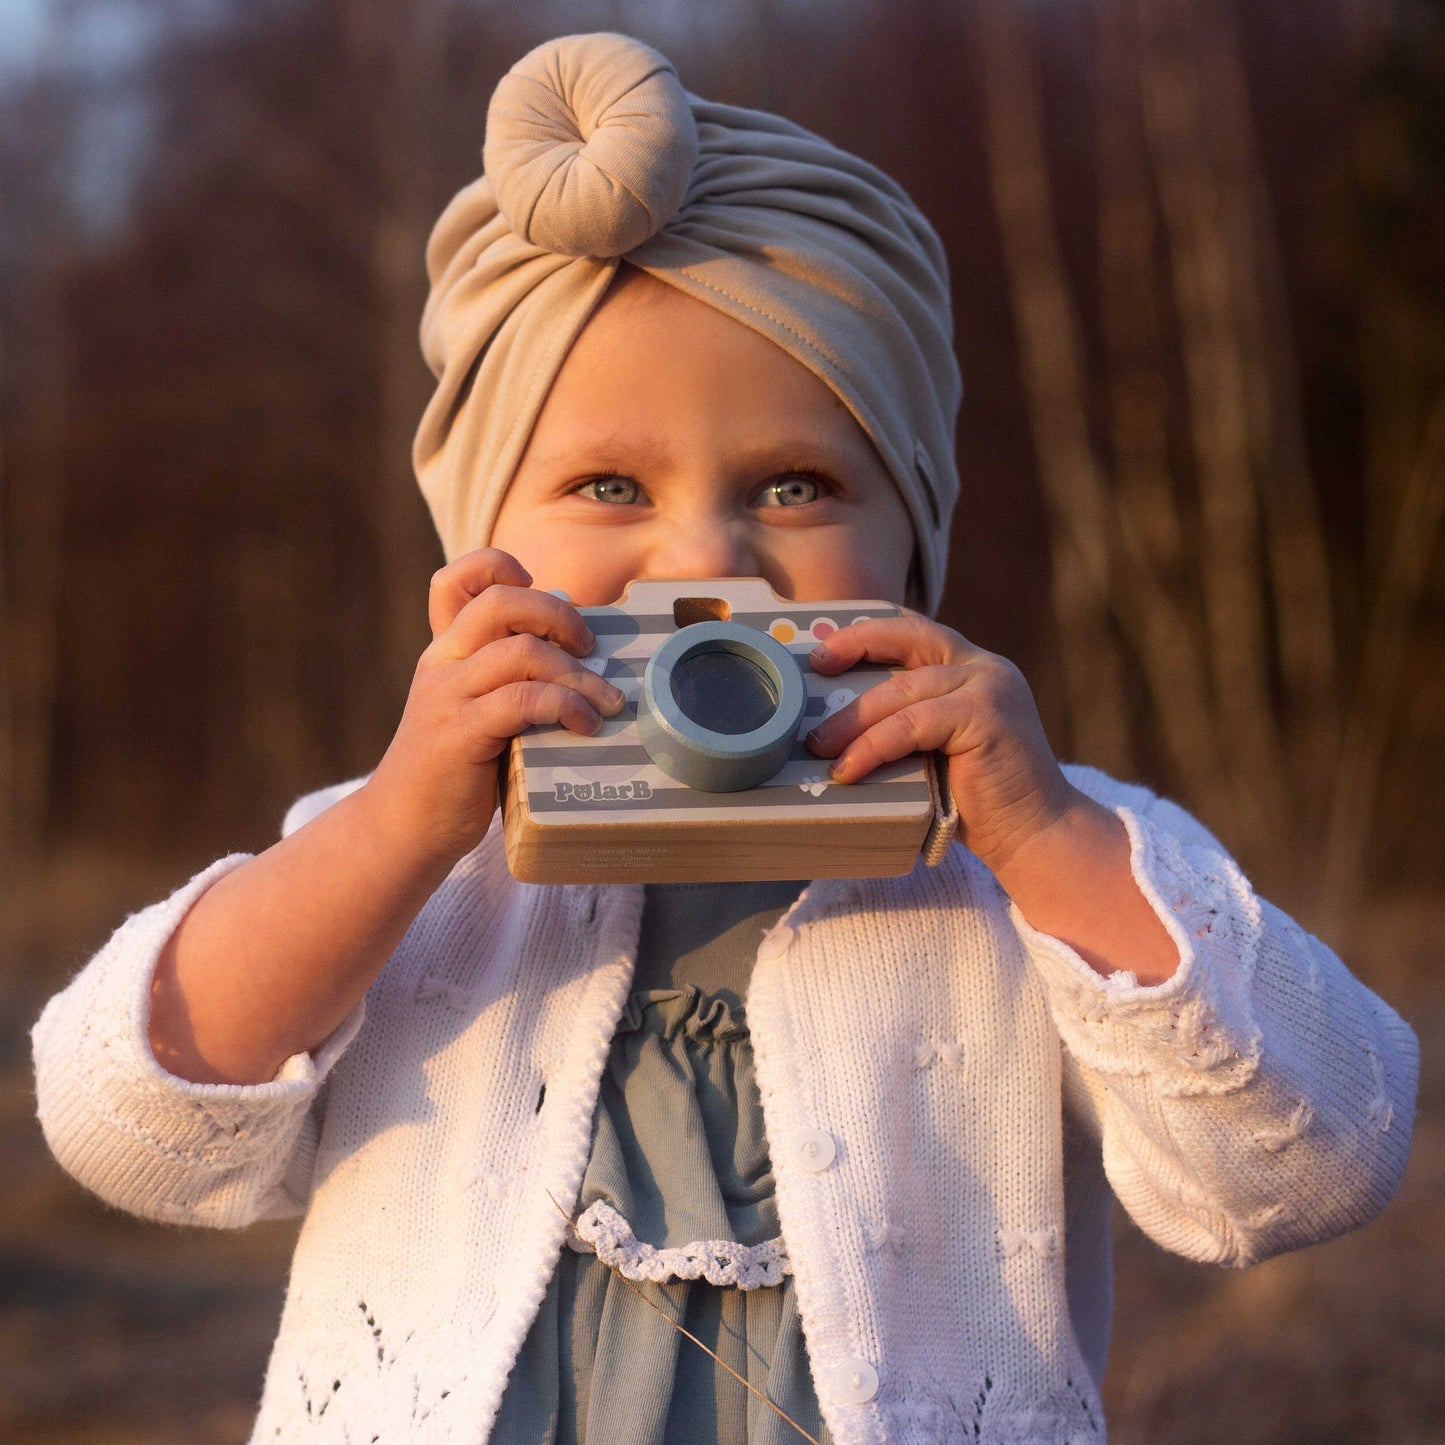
[{"xmin": 567, "ymin": 1200, "xmax": 792, "ymax": 1289}]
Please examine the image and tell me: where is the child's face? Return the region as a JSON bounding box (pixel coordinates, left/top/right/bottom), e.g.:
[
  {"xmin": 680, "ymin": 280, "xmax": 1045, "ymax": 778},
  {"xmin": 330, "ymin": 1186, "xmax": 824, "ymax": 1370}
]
[{"xmin": 491, "ymin": 268, "xmax": 916, "ymax": 608}]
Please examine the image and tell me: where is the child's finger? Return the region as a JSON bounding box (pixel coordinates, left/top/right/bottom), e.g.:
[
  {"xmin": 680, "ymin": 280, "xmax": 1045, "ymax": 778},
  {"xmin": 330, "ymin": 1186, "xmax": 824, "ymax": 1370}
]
[
  {"xmin": 434, "ymin": 583, "xmax": 596, "ymax": 661},
  {"xmin": 821, "ymin": 695, "xmax": 971, "ymax": 784},
  {"xmin": 466, "ymin": 678, "xmax": 609, "ymax": 745},
  {"xmin": 808, "ymin": 614, "xmax": 987, "ymax": 674},
  {"xmin": 454, "ymin": 633, "xmax": 625, "ymax": 717},
  {"xmin": 427, "ymin": 548, "xmax": 534, "ymax": 638},
  {"xmin": 805, "ymin": 663, "xmax": 968, "ymax": 757}
]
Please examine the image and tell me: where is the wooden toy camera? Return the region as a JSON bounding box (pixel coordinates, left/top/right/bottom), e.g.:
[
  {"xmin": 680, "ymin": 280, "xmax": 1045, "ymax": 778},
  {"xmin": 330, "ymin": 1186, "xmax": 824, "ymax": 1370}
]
[{"xmin": 501, "ymin": 578, "xmax": 957, "ymax": 883}]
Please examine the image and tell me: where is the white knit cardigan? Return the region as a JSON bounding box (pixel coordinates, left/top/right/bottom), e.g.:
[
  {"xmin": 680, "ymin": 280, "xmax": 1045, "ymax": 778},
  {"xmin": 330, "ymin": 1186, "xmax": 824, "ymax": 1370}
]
[{"xmin": 32, "ymin": 766, "xmax": 1418, "ymax": 1444}]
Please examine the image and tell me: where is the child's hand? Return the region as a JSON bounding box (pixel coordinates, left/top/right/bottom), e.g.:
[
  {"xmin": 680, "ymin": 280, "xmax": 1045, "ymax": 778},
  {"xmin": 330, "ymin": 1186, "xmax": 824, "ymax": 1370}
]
[
  {"xmin": 809, "ymin": 609, "xmax": 1179, "ymax": 982},
  {"xmin": 804, "ymin": 612, "xmax": 1080, "ymax": 879},
  {"xmin": 806, "ymin": 611, "xmax": 1179, "ymax": 981},
  {"xmin": 366, "ymin": 549, "xmax": 626, "ymax": 865}
]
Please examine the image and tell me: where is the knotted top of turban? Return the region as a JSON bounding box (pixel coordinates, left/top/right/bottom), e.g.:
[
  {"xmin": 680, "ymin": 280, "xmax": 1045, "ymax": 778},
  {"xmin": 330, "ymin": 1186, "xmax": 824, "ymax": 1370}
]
[{"xmin": 415, "ymin": 31, "xmax": 961, "ymax": 612}]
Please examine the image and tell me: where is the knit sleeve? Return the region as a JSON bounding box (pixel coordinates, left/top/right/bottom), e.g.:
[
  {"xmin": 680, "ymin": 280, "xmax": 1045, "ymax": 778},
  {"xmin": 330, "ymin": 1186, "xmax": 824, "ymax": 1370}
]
[
  {"xmin": 31, "ymin": 814, "xmax": 366, "ymax": 1231},
  {"xmin": 1015, "ymin": 766, "xmax": 1419, "ymax": 1268}
]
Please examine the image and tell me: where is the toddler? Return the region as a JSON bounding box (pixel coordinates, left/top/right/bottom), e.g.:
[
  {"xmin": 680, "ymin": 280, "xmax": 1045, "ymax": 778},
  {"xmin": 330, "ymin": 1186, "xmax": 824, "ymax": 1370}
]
[{"xmin": 32, "ymin": 32, "xmax": 1418, "ymax": 1445}]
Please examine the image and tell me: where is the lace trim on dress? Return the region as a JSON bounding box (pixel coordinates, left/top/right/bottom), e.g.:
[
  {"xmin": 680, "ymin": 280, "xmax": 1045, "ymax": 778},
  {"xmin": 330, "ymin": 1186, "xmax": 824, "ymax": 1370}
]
[{"xmin": 566, "ymin": 1200, "xmax": 792, "ymax": 1289}]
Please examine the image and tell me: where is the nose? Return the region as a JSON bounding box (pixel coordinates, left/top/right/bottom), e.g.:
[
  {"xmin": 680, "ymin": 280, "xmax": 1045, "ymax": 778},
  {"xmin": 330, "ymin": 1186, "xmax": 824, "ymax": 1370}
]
[{"xmin": 644, "ymin": 515, "xmax": 761, "ymax": 583}]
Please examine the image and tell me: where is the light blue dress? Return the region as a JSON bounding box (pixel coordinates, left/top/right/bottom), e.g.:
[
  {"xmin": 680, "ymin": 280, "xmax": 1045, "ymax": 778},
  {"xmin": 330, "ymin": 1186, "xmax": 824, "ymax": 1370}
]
[{"xmin": 491, "ymin": 880, "xmax": 832, "ymax": 1445}]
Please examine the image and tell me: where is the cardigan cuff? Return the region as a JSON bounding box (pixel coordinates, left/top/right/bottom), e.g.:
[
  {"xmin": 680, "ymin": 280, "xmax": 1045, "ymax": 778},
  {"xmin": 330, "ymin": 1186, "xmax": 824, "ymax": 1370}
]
[
  {"xmin": 32, "ymin": 854, "xmax": 366, "ymax": 1181},
  {"xmin": 1012, "ymin": 806, "xmax": 1263, "ymax": 1097}
]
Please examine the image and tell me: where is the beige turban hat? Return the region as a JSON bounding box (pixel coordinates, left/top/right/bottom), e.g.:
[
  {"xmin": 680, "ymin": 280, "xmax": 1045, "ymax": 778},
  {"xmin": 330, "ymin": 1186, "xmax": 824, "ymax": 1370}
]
[{"xmin": 415, "ymin": 31, "xmax": 962, "ymax": 612}]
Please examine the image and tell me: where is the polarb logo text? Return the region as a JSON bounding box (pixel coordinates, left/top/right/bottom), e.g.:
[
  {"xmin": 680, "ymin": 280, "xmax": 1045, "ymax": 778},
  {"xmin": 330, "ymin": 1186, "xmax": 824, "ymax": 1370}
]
[{"xmin": 553, "ymin": 780, "xmax": 654, "ymax": 803}]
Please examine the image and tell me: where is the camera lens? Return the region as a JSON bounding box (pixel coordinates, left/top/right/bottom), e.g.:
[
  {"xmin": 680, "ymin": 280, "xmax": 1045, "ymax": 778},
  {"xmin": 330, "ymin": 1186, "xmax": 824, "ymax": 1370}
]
[
  {"xmin": 670, "ymin": 647, "xmax": 779, "ymax": 735},
  {"xmin": 637, "ymin": 620, "xmax": 808, "ymax": 792}
]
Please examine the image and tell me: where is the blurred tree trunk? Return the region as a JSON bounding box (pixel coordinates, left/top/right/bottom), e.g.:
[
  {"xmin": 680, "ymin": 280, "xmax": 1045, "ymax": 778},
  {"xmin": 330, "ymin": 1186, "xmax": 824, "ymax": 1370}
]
[
  {"xmin": 179, "ymin": 0, "xmax": 448, "ymax": 789},
  {"xmin": 974, "ymin": 0, "xmax": 1133, "ymax": 777},
  {"xmin": 1, "ymin": 23, "xmax": 78, "ymax": 865},
  {"xmin": 1191, "ymin": 0, "xmax": 1340, "ymax": 809},
  {"xmin": 1132, "ymin": 0, "xmax": 1295, "ymax": 864},
  {"xmin": 344, "ymin": 0, "xmax": 447, "ymax": 732},
  {"xmin": 1318, "ymin": 0, "xmax": 1445, "ymax": 928},
  {"xmin": 1, "ymin": 293, "xmax": 67, "ymax": 860},
  {"xmin": 1096, "ymin": 0, "xmax": 1231, "ymax": 812},
  {"xmin": 1320, "ymin": 396, "xmax": 1445, "ymax": 929}
]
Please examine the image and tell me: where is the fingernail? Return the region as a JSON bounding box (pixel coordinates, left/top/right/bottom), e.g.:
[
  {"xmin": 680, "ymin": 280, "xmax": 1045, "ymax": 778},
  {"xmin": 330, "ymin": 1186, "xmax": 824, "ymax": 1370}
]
[
  {"xmin": 604, "ymin": 685, "xmax": 625, "ymax": 712},
  {"xmin": 805, "ymin": 727, "xmax": 824, "ymax": 747},
  {"xmin": 828, "ymin": 761, "xmax": 847, "ymax": 783},
  {"xmin": 809, "ymin": 643, "xmax": 827, "ymax": 662}
]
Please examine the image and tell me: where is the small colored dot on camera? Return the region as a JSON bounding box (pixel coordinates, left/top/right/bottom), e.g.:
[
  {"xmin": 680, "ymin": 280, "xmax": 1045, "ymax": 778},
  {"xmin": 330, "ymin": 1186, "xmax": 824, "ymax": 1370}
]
[
  {"xmin": 770, "ymin": 620, "xmax": 797, "ymax": 643},
  {"xmin": 811, "ymin": 619, "xmax": 837, "ymax": 641}
]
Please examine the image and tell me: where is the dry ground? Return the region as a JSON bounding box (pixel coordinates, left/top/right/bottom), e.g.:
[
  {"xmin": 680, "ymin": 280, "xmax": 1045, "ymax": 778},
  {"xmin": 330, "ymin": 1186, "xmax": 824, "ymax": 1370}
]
[{"xmin": 2, "ymin": 852, "xmax": 1440, "ymax": 1443}]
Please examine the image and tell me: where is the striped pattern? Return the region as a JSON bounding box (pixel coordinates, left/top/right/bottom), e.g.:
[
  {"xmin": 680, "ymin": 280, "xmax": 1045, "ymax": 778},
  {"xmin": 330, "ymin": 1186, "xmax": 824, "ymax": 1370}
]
[{"xmin": 518, "ymin": 602, "xmax": 931, "ymax": 826}]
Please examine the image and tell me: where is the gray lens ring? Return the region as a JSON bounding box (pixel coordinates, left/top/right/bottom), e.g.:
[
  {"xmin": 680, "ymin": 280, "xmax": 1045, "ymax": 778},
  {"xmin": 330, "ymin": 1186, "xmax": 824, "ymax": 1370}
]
[{"xmin": 637, "ymin": 621, "xmax": 807, "ymax": 792}]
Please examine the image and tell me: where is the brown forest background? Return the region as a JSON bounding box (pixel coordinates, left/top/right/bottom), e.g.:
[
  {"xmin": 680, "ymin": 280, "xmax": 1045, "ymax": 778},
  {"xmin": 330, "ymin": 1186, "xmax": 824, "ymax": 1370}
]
[{"xmin": 1, "ymin": 0, "xmax": 1441, "ymax": 1441}]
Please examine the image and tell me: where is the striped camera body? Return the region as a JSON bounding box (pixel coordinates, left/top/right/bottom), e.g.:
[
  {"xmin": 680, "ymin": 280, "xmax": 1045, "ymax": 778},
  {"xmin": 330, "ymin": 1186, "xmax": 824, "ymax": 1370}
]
[{"xmin": 501, "ymin": 578, "xmax": 951, "ymax": 883}]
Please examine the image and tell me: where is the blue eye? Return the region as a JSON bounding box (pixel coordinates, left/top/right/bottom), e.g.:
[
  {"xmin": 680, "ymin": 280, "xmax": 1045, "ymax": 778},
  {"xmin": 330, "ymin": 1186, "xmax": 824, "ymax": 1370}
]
[
  {"xmin": 577, "ymin": 476, "xmax": 640, "ymax": 505},
  {"xmin": 757, "ymin": 474, "xmax": 824, "ymax": 507}
]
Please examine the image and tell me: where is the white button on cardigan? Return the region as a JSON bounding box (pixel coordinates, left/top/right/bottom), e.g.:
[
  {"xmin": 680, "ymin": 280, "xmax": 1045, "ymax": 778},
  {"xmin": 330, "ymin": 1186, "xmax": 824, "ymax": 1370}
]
[
  {"xmin": 831, "ymin": 1357, "xmax": 880, "ymax": 1404},
  {"xmin": 790, "ymin": 1127, "xmax": 837, "ymax": 1173}
]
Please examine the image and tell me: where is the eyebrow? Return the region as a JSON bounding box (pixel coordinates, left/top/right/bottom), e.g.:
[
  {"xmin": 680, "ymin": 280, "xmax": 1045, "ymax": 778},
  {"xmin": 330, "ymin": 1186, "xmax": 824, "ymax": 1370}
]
[
  {"xmin": 527, "ymin": 434, "xmax": 671, "ymax": 473},
  {"xmin": 737, "ymin": 439, "xmax": 868, "ymax": 471},
  {"xmin": 530, "ymin": 435, "xmax": 869, "ymax": 476}
]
